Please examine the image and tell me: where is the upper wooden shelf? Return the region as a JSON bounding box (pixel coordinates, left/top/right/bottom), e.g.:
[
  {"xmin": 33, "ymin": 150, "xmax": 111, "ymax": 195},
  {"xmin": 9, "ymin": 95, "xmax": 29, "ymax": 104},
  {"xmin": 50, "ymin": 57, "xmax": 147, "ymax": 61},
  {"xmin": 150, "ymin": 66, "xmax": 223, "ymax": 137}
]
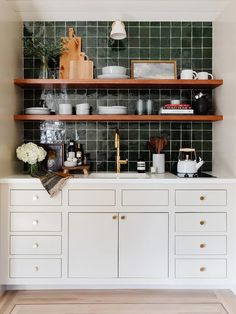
[
  {"xmin": 14, "ymin": 114, "xmax": 223, "ymax": 122},
  {"xmin": 14, "ymin": 79, "xmax": 223, "ymax": 89}
]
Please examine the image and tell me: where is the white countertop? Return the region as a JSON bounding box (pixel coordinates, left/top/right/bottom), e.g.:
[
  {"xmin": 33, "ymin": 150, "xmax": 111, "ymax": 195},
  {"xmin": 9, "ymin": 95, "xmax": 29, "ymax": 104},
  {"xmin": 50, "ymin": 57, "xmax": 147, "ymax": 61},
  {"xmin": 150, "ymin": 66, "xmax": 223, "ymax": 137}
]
[{"xmin": 1, "ymin": 172, "xmax": 236, "ymax": 184}]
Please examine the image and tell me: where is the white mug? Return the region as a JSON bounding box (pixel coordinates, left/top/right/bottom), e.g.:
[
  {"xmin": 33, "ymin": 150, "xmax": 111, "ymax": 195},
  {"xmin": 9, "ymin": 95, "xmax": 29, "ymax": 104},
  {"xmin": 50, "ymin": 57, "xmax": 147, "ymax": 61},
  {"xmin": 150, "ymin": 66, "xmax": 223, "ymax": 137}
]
[
  {"xmin": 181, "ymin": 69, "xmax": 198, "ymax": 80},
  {"xmin": 197, "ymin": 72, "xmax": 214, "ymax": 80},
  {"xmin": 59, "ymin": 103, "xmax": 72, "ymax": 115}
]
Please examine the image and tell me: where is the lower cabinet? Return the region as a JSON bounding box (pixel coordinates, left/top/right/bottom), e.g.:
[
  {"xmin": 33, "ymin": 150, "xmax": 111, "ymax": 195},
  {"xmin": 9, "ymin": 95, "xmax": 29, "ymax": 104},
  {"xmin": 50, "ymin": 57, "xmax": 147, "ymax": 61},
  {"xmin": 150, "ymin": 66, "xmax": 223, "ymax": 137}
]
[{"xmin": 68, "ymin": 213, "xmax": 169, "ymax": 278}]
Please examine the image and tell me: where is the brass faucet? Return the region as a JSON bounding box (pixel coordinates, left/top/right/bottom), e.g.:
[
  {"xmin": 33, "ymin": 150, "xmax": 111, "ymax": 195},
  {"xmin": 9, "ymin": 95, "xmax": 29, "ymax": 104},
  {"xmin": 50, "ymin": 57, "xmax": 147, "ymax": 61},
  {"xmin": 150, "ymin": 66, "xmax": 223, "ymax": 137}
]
[{"xmin": 115, "ymin": 128, "xmax": 128, "ymax": 173}]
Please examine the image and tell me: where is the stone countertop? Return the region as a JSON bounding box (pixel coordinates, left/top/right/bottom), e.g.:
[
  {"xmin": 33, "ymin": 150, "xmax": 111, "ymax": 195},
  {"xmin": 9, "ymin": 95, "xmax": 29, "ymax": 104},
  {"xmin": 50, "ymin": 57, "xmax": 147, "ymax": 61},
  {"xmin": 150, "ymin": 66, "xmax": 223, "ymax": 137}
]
[{"xmin": 0, "ymin": 172, "xmax": 236, "ymax": 184}]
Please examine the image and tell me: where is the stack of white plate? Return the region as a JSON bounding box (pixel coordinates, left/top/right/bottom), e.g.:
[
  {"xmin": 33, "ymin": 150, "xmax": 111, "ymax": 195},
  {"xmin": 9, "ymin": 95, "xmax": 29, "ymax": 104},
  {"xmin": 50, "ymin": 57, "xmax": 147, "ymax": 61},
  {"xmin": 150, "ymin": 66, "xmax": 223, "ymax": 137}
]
[
  {"xmin": 98, "ymin": 66, "xmax": 129, "ymax": 79},
  {"xmin": 98, "ymin": 106, "xmax": 127, "ymax": 115},
  {"xmin": 98, "ymin": 74, "xmax": 129, "ymax": 79},
  {"xmin": 25, "ymin": 107, "xmax": 50, "ymax": 115},
  {"xmin": 76, "ymin": 103, "xmax": 90, "ymax": 115}
]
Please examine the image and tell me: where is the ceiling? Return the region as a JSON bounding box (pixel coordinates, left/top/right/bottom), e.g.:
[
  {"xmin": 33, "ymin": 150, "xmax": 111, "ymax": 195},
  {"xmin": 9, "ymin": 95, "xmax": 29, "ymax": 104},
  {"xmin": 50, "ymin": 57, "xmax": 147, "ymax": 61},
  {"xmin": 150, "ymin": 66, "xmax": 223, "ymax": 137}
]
[{"xmin": 6, "ymin": 0, "xmax": 229, "ymax": 21}]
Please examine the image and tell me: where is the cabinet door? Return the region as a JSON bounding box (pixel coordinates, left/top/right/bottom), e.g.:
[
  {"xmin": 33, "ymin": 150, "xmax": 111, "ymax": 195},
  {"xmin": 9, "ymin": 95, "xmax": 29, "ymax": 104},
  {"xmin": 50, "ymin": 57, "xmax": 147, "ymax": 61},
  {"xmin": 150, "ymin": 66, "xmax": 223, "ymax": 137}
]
[
  {"xmin": 68, "ymin": 213, "xmax": 118, "ymax": 278},
  {"xmin": 119, "ymin": 213, "xmax": 168, "ymax": 278}
]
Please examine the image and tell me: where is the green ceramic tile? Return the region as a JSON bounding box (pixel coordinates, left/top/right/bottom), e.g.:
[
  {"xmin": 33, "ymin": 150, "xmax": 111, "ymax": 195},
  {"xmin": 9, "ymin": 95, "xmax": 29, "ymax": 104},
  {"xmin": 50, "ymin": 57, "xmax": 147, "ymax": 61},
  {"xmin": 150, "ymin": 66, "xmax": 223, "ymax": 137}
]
[{"xmin": 171, "ymin": 27, "xmax": 181, "ymax": 37}]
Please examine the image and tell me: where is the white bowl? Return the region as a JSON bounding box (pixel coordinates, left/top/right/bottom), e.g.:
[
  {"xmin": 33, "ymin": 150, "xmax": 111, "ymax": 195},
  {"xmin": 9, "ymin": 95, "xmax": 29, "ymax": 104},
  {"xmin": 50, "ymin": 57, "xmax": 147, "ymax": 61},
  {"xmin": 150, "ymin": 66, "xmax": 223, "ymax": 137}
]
[
  {"xmin": 102, "ymin": 66, "xmax": 126, "ymax": 75},
  {"xmin": 76, "ymin": 103, "xmax": 90, "ymax": 109}
]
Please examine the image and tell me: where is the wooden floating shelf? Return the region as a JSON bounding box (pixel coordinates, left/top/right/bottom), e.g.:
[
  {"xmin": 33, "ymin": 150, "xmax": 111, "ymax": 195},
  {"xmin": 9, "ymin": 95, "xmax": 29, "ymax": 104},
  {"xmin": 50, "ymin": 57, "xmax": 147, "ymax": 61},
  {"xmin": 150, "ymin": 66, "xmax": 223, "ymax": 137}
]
[
  {"xmin": 14, "ymin": 78, "xmax": 223, "ymax": 89},
  {"xmin": 14, "ymin": 114, "xmax": 223, "ymax": 122}
]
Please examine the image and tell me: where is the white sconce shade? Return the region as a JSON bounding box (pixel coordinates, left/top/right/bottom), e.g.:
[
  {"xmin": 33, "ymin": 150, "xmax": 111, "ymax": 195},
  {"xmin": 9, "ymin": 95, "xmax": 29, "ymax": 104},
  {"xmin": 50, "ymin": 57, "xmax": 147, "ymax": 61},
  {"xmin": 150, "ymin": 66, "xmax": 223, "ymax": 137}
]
[{"xmin": 110, "ymin": 20, "xmax": 126, "ymax": 40}]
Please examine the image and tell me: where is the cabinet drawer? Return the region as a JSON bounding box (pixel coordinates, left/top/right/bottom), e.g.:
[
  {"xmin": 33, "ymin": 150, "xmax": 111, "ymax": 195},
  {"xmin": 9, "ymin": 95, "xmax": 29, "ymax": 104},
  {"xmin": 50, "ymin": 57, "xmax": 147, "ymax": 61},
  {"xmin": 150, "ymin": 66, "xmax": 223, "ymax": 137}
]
[
  {"xmin": 175, "ymin": 259, "xmax": 227, "ymax": 278},
  {"xmin": 10, "ymin": 258, "xmax": 61, "ymax": 278},
  {"xmin": 10, "ymin": 189, "xmax": 62, "ymax": 206},
  {"xmin": 175, "ymin": 189, "xmax": 227, "ymax": 206},
  {"xmin": 175, "ymin": 236, "xmax": 227, "ymax": 255},
  {"xmin": 10, "ymin": 236, "xmax": 62, "ymax": 255},
  {"xmin": 175, "ymin": 213, "xmax": 227, "ymax": 232},
  {"xmin": 68, "ymin": 189, "xmax": 116, "ymax": 206},
  {"xmin": 10, "ymin": 213, "xmax": 62, "ymax": 232},
  {"xmin": 122, "ymin": 190, "xmax": 169, "ymax": 206}
]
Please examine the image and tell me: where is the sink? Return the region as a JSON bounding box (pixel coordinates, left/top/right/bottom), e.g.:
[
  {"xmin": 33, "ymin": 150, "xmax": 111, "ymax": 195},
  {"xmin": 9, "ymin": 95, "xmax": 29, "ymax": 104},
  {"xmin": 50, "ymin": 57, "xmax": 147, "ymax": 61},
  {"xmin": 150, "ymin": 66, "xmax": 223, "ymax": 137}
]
[{"xmin": 84, "ymin": 172, "xmax": 150, "ymax": 179}]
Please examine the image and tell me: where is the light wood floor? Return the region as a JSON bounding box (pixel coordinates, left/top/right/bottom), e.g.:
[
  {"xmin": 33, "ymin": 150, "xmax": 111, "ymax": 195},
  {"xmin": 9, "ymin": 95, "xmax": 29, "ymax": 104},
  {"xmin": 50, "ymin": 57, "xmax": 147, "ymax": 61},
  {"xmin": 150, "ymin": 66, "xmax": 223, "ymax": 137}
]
[{"xmin": 0, "ymin": 289, "xmax": 236, "ymax": 314}]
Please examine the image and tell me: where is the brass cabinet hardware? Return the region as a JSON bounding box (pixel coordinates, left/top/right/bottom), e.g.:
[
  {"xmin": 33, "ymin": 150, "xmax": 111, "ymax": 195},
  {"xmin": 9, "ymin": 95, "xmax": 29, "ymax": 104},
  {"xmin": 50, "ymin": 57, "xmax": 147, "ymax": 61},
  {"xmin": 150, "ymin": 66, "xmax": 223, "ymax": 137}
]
[
  {"xmin": 200, "ymin": 220, "xmax": 206, "ymax": 225},
  {"xmin": 112, "ymin": 215, "xmax": 118, "ymax": 220},
  {"xmin": 200, "ymin": 195, "xmax": 205, "ymax": 201},
  {"xmin": 200, "ymin": 267, "xmax": 206, "ymax": 272},
  {"xmin": 200, "ymin": 243, "xmax": 206, "ymax": 248},
  {"xmin": 121, "ymin": 215, "xmax": 126, "ymax": 220}
]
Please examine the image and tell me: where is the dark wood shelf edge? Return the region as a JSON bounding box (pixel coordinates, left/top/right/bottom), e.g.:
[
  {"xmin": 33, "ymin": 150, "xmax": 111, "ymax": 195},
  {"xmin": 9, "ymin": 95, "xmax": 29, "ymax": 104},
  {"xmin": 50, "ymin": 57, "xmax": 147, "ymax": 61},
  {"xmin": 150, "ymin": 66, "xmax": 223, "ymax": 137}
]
[
  {"xmin": 14, "ymin": 114, "xmax": 224, "ymax": 122},
  {"xmin": 13, "ymin": 78, "xmax": 223, "ymax": 89}
]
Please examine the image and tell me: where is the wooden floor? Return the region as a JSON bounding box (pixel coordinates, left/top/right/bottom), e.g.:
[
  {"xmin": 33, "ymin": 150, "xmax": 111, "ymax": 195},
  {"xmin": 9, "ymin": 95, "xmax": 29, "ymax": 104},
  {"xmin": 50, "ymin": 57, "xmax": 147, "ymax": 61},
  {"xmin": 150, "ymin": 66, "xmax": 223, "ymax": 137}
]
[{"xmin": 0, "ymin": 289, "xmax": 236, "ymax": 314}]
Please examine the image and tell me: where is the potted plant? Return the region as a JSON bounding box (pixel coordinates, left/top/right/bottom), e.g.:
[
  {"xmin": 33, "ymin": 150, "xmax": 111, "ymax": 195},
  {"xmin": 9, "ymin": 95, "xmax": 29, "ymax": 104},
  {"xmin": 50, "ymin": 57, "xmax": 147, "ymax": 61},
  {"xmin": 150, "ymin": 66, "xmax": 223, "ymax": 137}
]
[{"xmin": 24, "ymin": 37, "xmax": 66, "ymax": 78}]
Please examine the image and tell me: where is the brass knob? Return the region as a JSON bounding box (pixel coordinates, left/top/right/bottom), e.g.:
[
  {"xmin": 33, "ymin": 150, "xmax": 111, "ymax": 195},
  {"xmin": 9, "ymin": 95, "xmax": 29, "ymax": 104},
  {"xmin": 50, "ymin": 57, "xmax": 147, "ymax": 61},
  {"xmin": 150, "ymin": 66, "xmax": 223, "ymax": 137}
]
[
  {"xmin": 200, "ymin": 243, "xmax": 206, "ymax": 249},
  {"xmin": 200, "ymin": 196, "xmax": 205, "ymax": 201},
  {"xmin": 200, "ymin": 267, "xmax": 206, "ymax": 272},
  {"xmin": 121, "ymin": 215, "xmax": 126, "ymax": 220},
  {"xmin": 112, "ymin": 215, "xmax": 118, "ymax": 220},
  {"xmin": 200, "ymin": 220, "xmax": 206, "ymax": 225}
]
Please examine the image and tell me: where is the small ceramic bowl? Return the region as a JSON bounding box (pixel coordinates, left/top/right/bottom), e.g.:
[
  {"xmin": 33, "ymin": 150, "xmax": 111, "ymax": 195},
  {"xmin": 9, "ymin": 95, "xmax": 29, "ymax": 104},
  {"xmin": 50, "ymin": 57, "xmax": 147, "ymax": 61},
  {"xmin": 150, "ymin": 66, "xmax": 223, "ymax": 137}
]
[{"xmin": 102, "ymin": 66, "xmax": 126, "ymax": 75}]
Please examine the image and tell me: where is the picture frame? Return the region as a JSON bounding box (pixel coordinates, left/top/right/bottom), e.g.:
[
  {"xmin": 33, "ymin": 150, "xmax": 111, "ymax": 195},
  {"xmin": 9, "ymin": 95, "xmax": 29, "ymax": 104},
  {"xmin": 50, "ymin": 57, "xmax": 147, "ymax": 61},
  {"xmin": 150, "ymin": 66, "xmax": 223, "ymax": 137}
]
[
  {"xmin": 131, "ymin": 60, "xmax": 177, "ymax": 79},
  {"xmin": 42, "ymin": 143, "xmax": 64, "ymax": 172}
]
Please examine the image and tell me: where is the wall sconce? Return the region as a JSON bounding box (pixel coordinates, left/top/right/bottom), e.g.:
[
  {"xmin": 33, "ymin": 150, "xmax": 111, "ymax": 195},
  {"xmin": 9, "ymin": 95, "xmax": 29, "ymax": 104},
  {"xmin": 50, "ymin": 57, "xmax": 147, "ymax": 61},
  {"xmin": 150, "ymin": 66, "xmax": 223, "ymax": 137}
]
[{"xmin": 110, "ymin": 20, "xmax": 126, "ymax": 40}]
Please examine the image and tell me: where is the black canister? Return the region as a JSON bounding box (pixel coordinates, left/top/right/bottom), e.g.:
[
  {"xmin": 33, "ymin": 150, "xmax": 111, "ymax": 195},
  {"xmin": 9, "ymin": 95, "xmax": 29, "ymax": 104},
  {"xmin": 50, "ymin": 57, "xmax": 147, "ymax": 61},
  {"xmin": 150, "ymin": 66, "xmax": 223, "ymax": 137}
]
[{"xmin": 193, "ymin": 92, "xmax": 210, "ymax": 115}]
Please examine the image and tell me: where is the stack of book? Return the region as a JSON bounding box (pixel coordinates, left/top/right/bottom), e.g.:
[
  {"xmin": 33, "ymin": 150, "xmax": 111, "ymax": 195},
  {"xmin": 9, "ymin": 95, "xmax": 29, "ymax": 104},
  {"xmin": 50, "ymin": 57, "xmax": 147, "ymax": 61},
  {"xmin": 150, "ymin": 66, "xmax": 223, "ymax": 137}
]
[{"xmin": 159, "ymin": 104, "xmax": 194, "ymax": 115}]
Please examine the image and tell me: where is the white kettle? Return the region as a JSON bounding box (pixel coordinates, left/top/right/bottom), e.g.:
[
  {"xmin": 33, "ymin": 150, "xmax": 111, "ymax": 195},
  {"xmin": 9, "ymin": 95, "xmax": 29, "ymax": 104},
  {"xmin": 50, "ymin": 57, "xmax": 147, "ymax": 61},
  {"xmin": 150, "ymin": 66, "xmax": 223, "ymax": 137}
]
[{"xmin": 177, "ymin": 148, "xmax": 204, "ymax": 177}]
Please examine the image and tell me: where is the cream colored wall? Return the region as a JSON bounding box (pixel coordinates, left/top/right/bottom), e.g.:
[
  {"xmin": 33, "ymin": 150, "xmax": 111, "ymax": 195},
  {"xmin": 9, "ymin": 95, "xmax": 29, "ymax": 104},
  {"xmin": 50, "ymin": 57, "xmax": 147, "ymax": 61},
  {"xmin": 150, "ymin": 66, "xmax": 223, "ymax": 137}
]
[
  {"xmin": 213, "ymin": 0, "xmax": 236, "ymax": 176},
  {"xmin": 0, "ymin": 0, "xmax": 22, "ymax": 176}
]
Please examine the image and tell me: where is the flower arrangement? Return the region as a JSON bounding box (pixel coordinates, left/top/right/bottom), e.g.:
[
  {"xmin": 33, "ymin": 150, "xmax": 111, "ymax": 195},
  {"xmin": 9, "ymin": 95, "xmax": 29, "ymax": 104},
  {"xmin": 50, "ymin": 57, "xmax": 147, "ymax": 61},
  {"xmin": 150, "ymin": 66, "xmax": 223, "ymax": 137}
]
[{"xmin": 16, "ymin": 142, "xmax": 47, "ymax": 174}]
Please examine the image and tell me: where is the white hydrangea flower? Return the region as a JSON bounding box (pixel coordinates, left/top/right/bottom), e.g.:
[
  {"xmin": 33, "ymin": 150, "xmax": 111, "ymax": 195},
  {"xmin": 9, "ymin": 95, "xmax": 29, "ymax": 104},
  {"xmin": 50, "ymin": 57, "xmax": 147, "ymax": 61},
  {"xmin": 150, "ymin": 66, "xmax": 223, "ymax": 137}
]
[{"xmin": 16, "ymin": 142, "xmax": 47, "ymax": 165}]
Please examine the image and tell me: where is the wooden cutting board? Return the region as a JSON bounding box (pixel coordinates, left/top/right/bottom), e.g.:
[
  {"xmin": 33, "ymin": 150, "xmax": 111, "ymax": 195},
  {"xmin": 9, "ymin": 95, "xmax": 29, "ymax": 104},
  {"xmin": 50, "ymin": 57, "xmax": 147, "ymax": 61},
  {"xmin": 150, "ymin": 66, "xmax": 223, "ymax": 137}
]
[{"xmin": 59, "ymin": 28, "xmax": 82, "ymax": 79}]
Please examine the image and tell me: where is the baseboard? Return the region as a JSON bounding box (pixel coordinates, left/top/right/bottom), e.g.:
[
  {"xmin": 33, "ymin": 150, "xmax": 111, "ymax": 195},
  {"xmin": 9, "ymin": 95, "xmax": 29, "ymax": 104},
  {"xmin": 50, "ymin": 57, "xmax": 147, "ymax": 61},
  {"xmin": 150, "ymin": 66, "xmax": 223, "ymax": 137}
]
[{"xmin": 0, "ymin": 285, "xmax": 6, "ymax": 297}]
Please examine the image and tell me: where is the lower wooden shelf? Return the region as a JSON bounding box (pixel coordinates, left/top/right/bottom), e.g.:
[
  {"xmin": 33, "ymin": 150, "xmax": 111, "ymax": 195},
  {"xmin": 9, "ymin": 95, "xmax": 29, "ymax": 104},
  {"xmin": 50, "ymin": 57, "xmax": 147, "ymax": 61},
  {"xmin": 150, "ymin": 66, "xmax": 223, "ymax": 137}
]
[{"xmin": 14, "ymin": 114, "xmax": 223, "ymax": 122}]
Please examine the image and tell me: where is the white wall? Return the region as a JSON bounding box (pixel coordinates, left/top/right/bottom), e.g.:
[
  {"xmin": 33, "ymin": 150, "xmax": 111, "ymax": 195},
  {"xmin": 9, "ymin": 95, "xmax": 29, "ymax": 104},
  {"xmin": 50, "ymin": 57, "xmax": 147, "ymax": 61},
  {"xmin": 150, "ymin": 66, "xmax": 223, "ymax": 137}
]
[
  {"xmin": 213, "ymin": 0, "xmax": 236, "ymax": 176},
  {"xmin": 0, "ymin": 0, "xmax": 22, "ymax": 177}
]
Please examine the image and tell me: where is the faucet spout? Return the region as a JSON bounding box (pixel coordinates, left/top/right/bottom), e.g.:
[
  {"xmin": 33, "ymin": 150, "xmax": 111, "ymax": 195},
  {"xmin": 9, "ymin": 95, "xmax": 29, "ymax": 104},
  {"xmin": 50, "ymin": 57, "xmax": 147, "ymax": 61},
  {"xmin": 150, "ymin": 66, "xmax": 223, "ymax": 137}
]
[{"xmin": 115, "ymin": 128, "xmax": 128, "ymax": 173}]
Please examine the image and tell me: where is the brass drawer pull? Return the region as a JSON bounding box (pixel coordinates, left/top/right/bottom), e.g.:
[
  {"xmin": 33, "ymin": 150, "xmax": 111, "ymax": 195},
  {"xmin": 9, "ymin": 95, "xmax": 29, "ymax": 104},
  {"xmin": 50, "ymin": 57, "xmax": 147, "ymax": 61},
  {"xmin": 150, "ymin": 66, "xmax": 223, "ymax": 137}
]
[
  {"xmin": 200, "ymin": 243, "xmax": 206, "ymax": 249},
  {"xmin": 121, "ymin": 215, "xmax": 126, "ymax": 220},
  {"xmin": 200, "ymin": 196, "xmax": 205, "ymax": 201},
  {"xmin": 200, "ymin": 267, "xmax": 206, "ymax": 272},
  {"xmin": 200, "ymin": 220, "xmax": 206, "ymax": 225},
  {"xmin": 112, "ymin": 215, "xmax": 118, "ymax": 220}
]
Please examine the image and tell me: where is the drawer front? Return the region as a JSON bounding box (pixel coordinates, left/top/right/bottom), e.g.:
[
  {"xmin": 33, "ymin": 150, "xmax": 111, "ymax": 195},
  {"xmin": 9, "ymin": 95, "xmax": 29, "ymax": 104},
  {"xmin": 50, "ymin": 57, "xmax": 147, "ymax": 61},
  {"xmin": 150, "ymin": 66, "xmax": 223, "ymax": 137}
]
[
  {"xmin": 10, "ymin": 258, "xmax": 61, "ymax": 278},
  {"xmin": 69, "ymin": 190, "xmax": 116, "ymax": 206},
  {"xmin": 175, "ymin": 213, "xmax": 227, "ymax": 232},
  {"xmin": 175, "ymin": 236, "xmax": 227, "ymax": 255},
  {"xmin": 175, "ymin": 189, "xmax": 227, "ymax": 206},
  {"xmin": 10, "ymin": 189, "xmax": 62, "ymax": 206},
  {"xmin": 10, "ymin": 236, "xmax": 62, "ymax": 255},
  {"xmin": 122, "ymin": 190, "xmax": 169, "ymax": 206},
  {"xmin": 10, "ymin": 213, "xmax": 62, "ymax": 232},
  {"xmin": 175, "ymin": 259, "xmax": 227, "ymax": 278}
]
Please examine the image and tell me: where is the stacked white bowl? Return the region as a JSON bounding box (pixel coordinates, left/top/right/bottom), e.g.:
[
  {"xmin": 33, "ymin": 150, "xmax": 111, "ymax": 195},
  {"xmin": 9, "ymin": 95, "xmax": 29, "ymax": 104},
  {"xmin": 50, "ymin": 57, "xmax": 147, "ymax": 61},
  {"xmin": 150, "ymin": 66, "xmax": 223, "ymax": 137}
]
[
  {"xmin": 102, "ymin": 66, "xmax": 127, "ymax": 75},
  {"xmin": 76, "ymin": 103, "xmax": 90, "ymax": 115}
]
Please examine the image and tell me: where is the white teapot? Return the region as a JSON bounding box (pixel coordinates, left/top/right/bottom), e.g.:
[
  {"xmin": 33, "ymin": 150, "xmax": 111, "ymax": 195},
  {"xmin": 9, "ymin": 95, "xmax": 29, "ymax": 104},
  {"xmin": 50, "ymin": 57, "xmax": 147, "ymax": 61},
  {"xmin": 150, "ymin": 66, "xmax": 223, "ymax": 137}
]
[{"xmin": 177, "ymin": 148, "xmax": 204, "ymax": 177}]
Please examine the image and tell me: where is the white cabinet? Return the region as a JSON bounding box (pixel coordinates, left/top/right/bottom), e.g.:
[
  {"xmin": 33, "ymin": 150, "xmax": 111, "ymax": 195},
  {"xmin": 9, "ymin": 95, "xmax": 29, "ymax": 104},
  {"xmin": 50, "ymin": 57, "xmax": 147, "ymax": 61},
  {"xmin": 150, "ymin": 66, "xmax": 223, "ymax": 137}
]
[
  {"xmin": 119, "ymin": 213, "xmax": 168, "ymax": 278},
  {"xmin": 69, "ymin": 212, "xmax": 169, "ymax": 279},
  {"xmin": 68, "ymin": 213, "xmax": 118, "ymax": 278}
]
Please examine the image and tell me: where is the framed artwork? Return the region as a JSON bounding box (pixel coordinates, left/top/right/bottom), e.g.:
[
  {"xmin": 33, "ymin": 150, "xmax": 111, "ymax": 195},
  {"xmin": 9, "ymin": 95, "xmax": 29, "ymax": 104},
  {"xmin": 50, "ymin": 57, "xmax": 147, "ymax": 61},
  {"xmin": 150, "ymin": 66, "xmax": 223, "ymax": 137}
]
[
  {"xmin": 131, "ymin": 60, "xmax": 177, "ymax": 79},
  {"xmin": 42, "ymin": 143, "xmax": 64, "ymax": 172}
]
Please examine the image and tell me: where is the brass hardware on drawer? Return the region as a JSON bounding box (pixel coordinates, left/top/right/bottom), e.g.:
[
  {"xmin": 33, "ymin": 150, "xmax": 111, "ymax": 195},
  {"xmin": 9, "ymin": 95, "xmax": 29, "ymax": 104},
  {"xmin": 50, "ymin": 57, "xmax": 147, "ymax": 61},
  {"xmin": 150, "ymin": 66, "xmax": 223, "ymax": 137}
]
[
  {"xmin": 200, "ymin": 243, "xmax": 206, "ymax": 248},
  {"xmin": 200, "ymin": 196, "xmax": 205, "ymax": 201},
  {"xmin": 200, "ymin": 267, "xmax": 206, "ymax": 272},
  {"xmin": 121, "ymin": 215, "xmax": 126, "ymax": 220},
  {"xmin": 33, "ymin": 195, "xmax": 39, "ymax": 201},
  {"xmin": 33, "ymin": 266, "xmax": 39, "ymax": 272},
  {"xmin": 33, "ymin": 242, "xmax": 39, "ymax": 249},
  {"xmin": 200, "ymin": 220, "xmax": 206, "ymax": 225},
  {"xmin": 32, "ymin": 220, "xmax": 39, "ymax": 225},
  {"xmin": 112, "ymin": 215, "xmax": 118, "ymax": 220}
]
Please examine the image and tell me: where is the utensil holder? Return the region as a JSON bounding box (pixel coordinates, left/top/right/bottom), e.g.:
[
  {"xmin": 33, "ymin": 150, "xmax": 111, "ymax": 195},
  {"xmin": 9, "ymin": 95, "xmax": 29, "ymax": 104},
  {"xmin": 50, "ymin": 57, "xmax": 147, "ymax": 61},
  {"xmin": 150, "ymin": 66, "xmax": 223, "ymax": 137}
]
[{"xmin": 152, "ymin": 154, "xmax": 165, "ymax": 173}]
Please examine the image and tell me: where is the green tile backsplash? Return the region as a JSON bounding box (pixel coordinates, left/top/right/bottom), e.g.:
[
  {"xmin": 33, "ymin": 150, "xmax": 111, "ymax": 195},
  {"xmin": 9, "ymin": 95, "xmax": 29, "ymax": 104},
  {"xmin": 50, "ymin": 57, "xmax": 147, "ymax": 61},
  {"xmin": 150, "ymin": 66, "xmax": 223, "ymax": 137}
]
[{"xmin": 23, "ymin": 21, "xmax": 213, "ymax": 172}]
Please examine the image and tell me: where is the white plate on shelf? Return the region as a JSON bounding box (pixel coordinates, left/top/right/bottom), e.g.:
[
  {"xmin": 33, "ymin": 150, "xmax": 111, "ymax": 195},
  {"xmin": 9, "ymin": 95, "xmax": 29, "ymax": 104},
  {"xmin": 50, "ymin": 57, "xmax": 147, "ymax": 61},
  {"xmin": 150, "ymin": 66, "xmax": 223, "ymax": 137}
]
[
  {"xmin": 98, "ymin": 106, "xmax": 127, "ymax": 115},
  {"xmin": 97, "ymin": 74, "xmax": 129, "ymax": 79},
  {"xmin": 25, "ymin": 107, "xmax": 50, "ymax": 115}
]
